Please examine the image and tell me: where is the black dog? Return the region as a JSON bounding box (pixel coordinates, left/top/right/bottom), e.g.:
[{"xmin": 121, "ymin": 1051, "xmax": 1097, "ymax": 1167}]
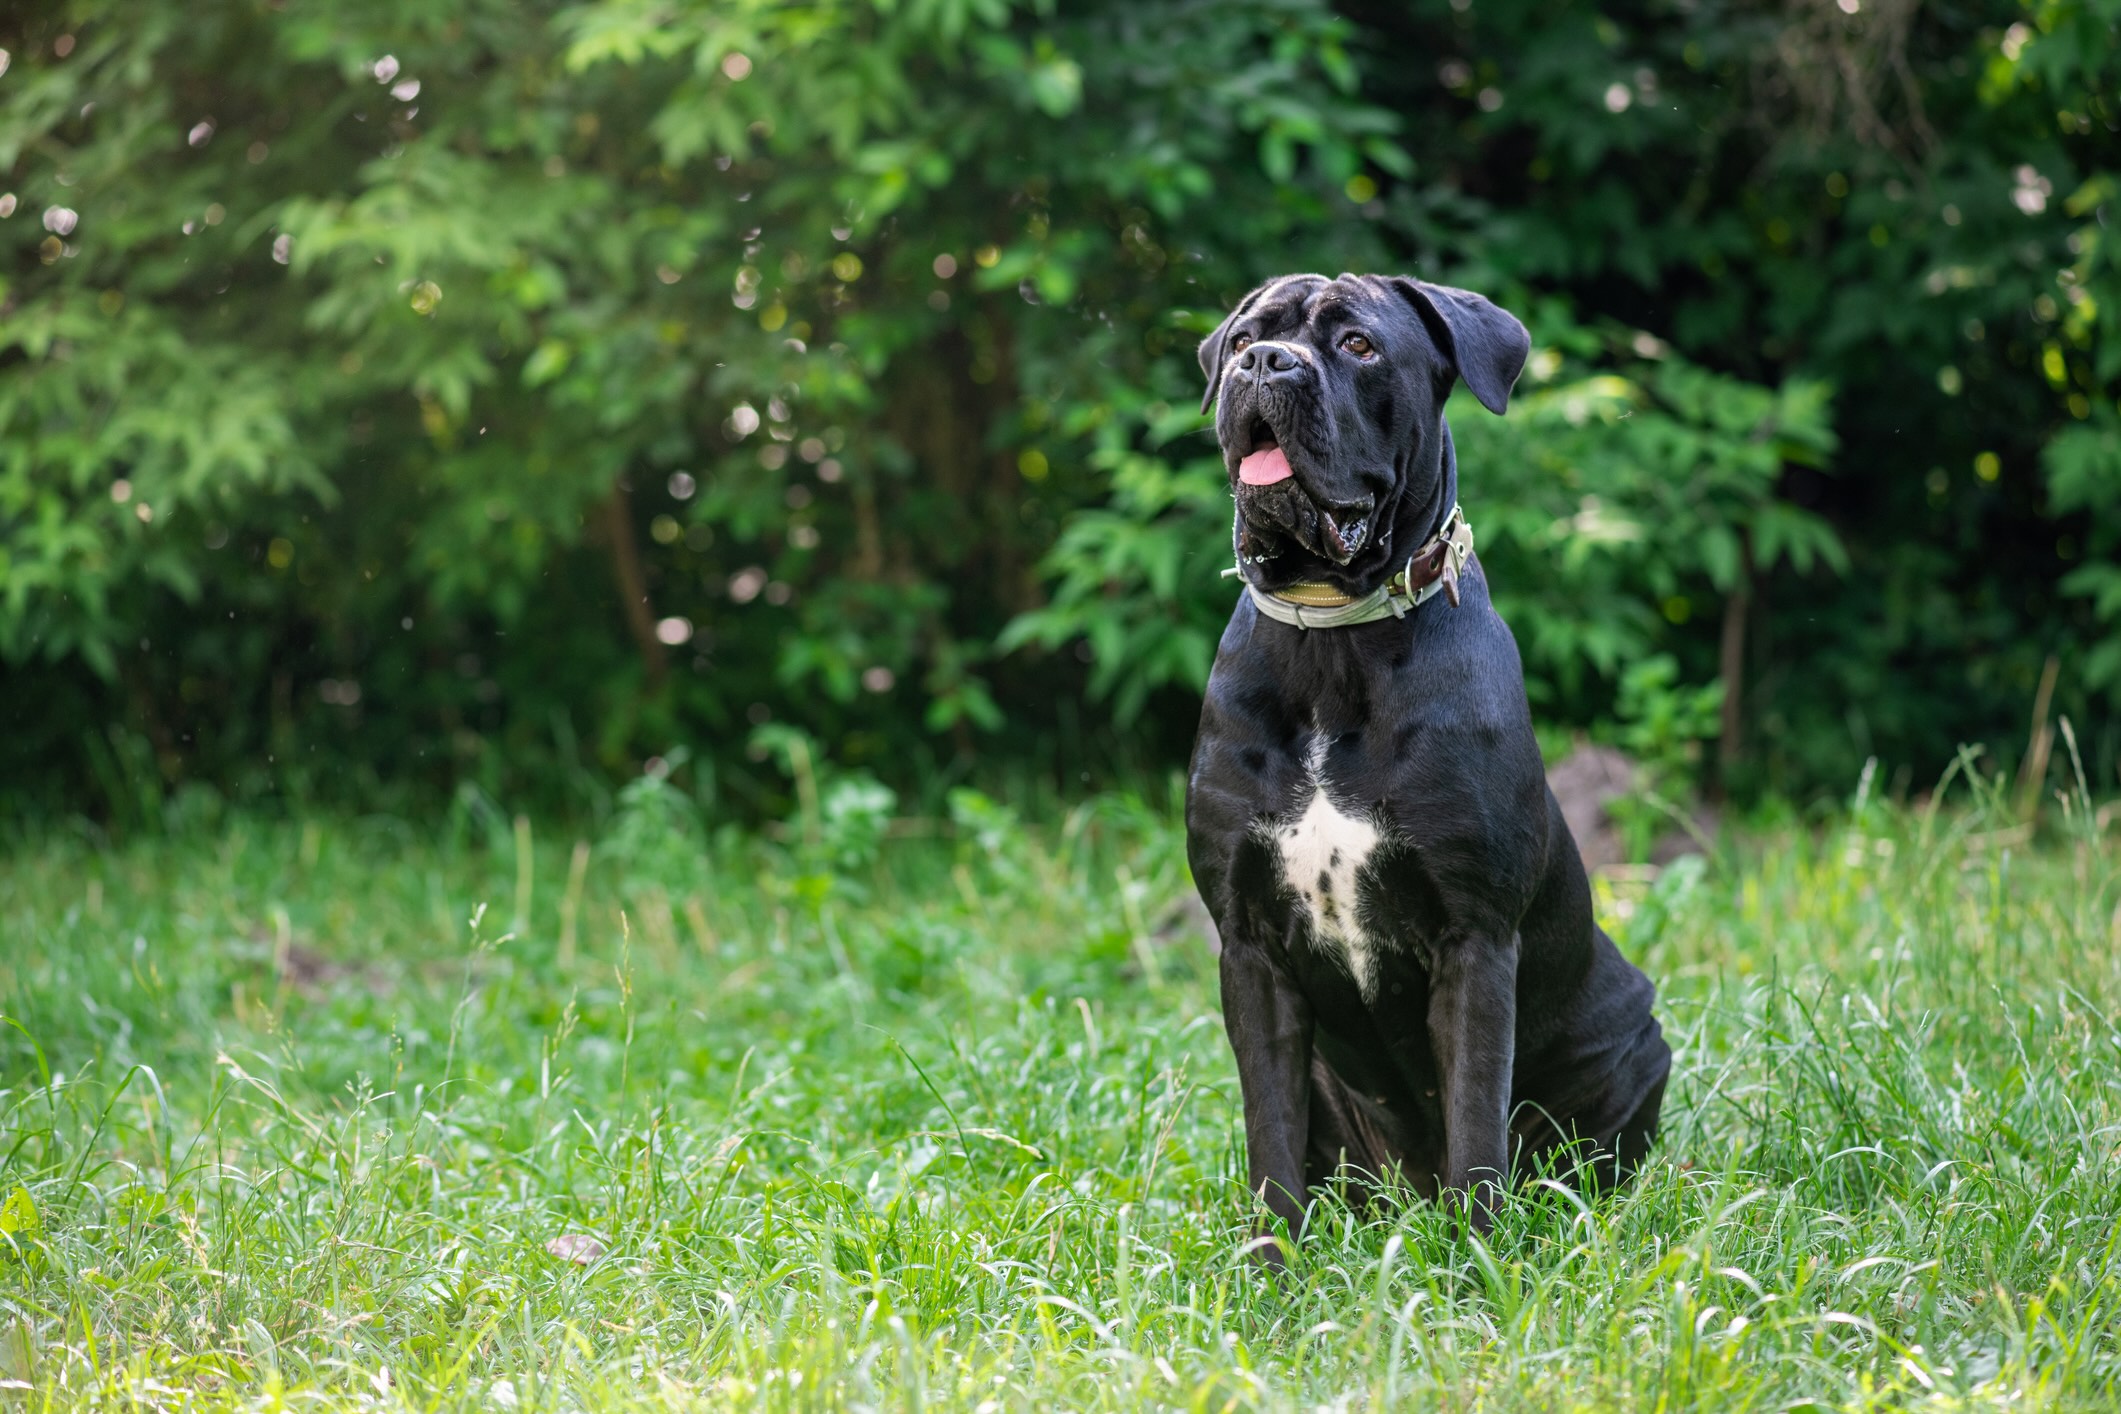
[{"xmin": 1185, "ymin": 273, "xmax": 1671, "ymax": 1255}]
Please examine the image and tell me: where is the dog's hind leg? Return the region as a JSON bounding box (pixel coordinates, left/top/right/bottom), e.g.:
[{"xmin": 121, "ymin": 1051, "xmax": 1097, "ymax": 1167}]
[
  {"xmin": 1512, "ymin": 1058, "xmax": 1670, "ymax": 1193},
  {"xmin": 1604, "ymin": 1068, "xmax": 1668, "ymax": 1186}
]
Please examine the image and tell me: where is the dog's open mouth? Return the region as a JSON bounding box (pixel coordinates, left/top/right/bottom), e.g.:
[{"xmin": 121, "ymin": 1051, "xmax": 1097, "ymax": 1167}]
[
  {"xmin": 1231, "ymin": 422, "xmax": 1371, "ymax": 565},
  {"xmin": 1237, "ymin": 420, "xmax": 1292, "ymax": 487}
]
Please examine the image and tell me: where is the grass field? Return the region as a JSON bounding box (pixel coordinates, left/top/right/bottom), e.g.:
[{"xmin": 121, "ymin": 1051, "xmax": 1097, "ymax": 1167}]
[{"xmin": 4, "ymin": 770, "xmax": 2119, "ymax": 1410}]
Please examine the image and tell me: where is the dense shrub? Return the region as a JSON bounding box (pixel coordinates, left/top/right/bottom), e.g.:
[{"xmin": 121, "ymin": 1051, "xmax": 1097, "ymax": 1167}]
[{"xmin": 1, "ymin": 0, "xmax": 2114, "ymax": 818}]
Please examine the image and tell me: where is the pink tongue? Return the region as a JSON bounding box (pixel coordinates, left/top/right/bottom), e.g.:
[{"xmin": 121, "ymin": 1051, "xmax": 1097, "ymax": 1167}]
[{"xmin": 1238, "ymin": 446, "xmax": 1292, "ymax": 485}]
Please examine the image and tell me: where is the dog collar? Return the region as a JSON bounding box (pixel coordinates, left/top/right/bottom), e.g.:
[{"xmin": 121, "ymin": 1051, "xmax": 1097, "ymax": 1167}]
[{"xmin": 1224, "ymin": 505, "xmax": 1474, "ymax": 630}]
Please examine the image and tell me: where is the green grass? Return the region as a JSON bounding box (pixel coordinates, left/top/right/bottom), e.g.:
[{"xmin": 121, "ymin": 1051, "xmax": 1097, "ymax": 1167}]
[{"xmin": 3, "ymin": 776, "xmax": 2119, "ymax": 1411}]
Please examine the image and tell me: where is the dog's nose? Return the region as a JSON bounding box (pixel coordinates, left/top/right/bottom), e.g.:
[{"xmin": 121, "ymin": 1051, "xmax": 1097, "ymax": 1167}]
[{"xmin": 1236, "ymin": 341, "xmax": 1305, "ymax": 381}]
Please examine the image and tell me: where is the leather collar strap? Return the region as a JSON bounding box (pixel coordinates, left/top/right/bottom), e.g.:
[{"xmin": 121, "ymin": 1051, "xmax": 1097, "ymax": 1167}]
[{"xmin": 1233, "ymin": 505, "xmax": 1474, "ymax": 631}]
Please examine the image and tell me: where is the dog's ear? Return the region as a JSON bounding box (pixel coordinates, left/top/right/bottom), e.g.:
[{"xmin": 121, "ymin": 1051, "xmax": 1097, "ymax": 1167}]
[
  {"xmin": 1196, "ymin": 283, "xmax": 1275, "ymax": 414},
  {"xmin": 1196, "ymin": 306, "xmax": 1242, "ymax": 414},
  {"xmin": 1196, "ymin": 313, "xmax": 1232, "ymax": 415},
  {"xmin": 1387, "ymin": 278, "xmax": 1530, "ymax": 416}
]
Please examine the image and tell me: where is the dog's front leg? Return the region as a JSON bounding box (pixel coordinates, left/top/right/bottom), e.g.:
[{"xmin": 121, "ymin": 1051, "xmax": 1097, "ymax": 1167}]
[
  {"xmin": 1219, "ymin": 942, "xmax": 1313, "ymax": 1263},
  {"xmin": 1428, "ymin": 931, "xmax": 1519, "ymax": 1232}
]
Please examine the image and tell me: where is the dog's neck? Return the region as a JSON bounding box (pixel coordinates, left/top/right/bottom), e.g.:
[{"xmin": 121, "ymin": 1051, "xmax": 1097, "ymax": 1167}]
[{"xmin": 1381, "ymin": 417, "xmax": 1460, "ymax": 582}]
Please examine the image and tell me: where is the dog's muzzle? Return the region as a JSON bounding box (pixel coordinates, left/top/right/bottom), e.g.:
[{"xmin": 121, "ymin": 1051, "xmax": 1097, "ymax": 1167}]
[{"xmin": 1222, "ymin": 368, "xmax": 1371, "ymax": 565}]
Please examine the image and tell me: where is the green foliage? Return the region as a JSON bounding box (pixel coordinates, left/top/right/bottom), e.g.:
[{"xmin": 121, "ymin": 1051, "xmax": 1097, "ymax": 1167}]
[
  {"xmin": 1991, "ymin": 2, "xmax": 2121, "ymax": 697},
  {"xmin": 5, "ymin": 799, "xmax": 2121, "ymax": 1406},
  {"xmin": 1613, "ymin": 655, "xmax": 1725, "ymax": 778},
  {"xmin": 2048, "ymin": 407, "xmax": 2121, "ymax": 684},
  {"xmin": 0, "ymin": 0, "xmax": 2116, "ymax": 812},
  {"xmin": 0, "ymin": 1183, "xmax": 40, "ymax": 1265},
  {"xmin": 751, "ymin": 721, "xmax": 901, "ymax": 889},
  {"xmin": 1607, "ymin": 654, "xmax": 1725, "ymax": 858},
  {"xmin": 997, "ymin": 400, "xmax": 1231, "ymax": 725},
  {"xmin": 601, "ymin": 753, "xmax": 710, "ymax": 894}
]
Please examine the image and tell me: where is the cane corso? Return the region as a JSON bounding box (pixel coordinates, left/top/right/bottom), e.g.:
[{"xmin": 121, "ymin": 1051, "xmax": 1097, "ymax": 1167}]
[{"xmin": 1185, "ymin": 273, "xmax": 1671, "ymax": 1257}]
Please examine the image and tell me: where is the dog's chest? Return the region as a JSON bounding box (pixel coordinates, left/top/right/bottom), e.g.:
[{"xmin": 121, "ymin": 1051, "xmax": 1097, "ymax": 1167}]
[{"xmin": 1263, "ymin": 743, "xmax": 1390, "ymax": 998}]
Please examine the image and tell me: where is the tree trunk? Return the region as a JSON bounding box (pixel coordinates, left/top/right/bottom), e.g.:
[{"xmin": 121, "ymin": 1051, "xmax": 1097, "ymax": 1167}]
[
  {"xmin": 601, "ymin": 480, "xmax": 667, "ymax": 689},
  {"xmin": 2016, "ymin": 653, "xmax": 2060, "ymax": 818}
]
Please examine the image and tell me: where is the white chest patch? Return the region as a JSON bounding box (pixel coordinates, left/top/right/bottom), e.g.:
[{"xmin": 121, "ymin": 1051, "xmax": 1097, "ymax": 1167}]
[{"xmin": 1265, "ymin": 744, "xmax": 1388, "ymax": 998}]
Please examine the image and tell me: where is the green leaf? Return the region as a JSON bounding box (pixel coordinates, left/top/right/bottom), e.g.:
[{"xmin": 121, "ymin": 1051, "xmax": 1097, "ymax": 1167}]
[{"xmin": 0, "ymin": 1185, "xmax": 39, "ymax": 1254}]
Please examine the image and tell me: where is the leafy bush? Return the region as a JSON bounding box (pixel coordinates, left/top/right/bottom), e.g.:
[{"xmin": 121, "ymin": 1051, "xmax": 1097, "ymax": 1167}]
[{"xmin": 1, "ymin": 0, "xmax": 2114, "ymax": 813}]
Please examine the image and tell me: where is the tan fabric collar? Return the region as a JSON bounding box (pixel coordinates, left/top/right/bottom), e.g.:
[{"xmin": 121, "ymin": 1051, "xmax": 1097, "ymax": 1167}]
[{"xmin": 1227, "ymin": 505, "xmax": 1475, "ymax": 630}]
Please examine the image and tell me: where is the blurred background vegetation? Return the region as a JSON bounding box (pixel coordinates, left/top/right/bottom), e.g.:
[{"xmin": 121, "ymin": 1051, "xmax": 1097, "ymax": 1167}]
[{"xmin": 1, "ymin": 0, "xmax": 2115, "ymax": 829}]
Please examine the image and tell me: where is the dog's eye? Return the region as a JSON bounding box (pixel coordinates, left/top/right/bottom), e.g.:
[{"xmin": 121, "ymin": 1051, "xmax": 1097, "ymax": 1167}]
[
  {"xmin": 1341, "ymin": 333, "xmax": 1375, "ymax": 357},
  {"xmin": 1230, "ymin": 333, "xmax": 1253, "ymax": 354}
]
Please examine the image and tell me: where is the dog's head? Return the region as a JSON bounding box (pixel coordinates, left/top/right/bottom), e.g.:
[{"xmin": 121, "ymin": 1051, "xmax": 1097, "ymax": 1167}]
[{"xmin": 1199, "ymin": 273, "xmax": 1528, "ymax": 589}]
